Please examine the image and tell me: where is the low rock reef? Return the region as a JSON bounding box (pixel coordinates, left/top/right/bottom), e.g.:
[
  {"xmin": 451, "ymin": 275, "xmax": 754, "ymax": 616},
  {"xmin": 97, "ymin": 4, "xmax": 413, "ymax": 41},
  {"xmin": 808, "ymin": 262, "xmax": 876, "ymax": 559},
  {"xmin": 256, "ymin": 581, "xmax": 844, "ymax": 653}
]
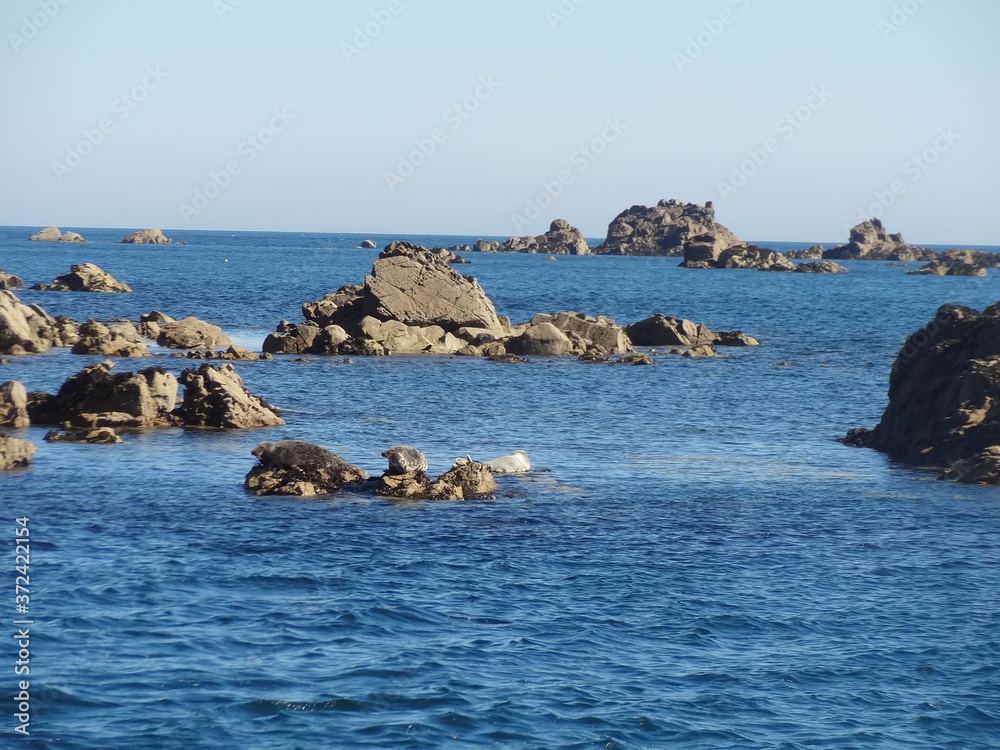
[
  {"xmin": 823, "ymin": 219, "xmax": 936, "ymax": 262},
  {"xmin": 29, "ymin": 227, "xmax": 86, "ymax": 243},
  {"xmin": 121, "ymin": 228, "xmax": 173, "ymax": 244},
  {"xmin": 263, "ymin": 242, "xmax": 759, "ymax": 360},
  {"xmin": 455, "ymin": 220, "xmax": 592, "ymax": 256},
  {"xmin": 843, "ymin": 302, "xmax": 1000, "ymax": 484},
  {"xmin": 1, "ymin": 360, "xmax": 283, "ymax": 431},
  {"xmin": 245, "ymin": 442, "xmax": 522, "ymax": 500}
]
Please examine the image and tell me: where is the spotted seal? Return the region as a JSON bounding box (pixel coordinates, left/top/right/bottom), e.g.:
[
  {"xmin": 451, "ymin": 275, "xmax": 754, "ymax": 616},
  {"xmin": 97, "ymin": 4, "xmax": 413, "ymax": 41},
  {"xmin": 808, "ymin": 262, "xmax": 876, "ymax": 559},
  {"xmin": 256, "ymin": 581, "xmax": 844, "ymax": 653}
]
[
  {"xmin": 382, "ymin": 445, "xmax": 428, "ymax": 475},
  {"xmin": 252, "ymin": 440, "xmax": 350, "ymax": 471}
]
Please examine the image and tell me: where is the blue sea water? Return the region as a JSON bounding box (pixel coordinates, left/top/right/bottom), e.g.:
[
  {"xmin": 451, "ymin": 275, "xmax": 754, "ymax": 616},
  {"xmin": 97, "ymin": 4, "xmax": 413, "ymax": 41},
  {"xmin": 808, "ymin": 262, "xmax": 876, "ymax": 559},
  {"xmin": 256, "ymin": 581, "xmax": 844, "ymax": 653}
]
[{"xmin": 2, "ymin": 226, "xmax": 1000, "ymax": 749}]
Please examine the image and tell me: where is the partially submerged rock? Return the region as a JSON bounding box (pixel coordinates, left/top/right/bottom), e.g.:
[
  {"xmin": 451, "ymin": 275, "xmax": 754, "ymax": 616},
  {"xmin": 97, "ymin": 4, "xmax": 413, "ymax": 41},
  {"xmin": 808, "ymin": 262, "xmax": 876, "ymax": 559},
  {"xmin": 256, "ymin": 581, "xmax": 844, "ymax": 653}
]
[
  {"xmin": 44, "ymin": 427, "xmax": 122, "ymax": 444},
  {"xmin": 0, "ymin": 292, "xmax": 79, "ymax": 354},
  {"xmin": 0, "ymin": 381, "xmax": 30, "ymax": 427},
  {"xmin": 0, "ymin": 435, "xmax": 36, "ymax": 470},
  {"xmin": 597, "ymin": 200, "xmax": 741, "ymax": 257},
  {"xmin": 32, "ymin": 263, "xmax": 133, "ymax": 293},
  {"xmin": 71, "ymin": 320, "xmax": 147, "ymax": 357},
  {"xmin": 157, "ymin": 317, "xmax": 234, "ymax": 349},
  {"xmin": 176, "ymin": 364, "xmax": 285, "ymax": 429},
  {"xmin": 786, "ymin": 245, "xmax": 825, "ymax": 260},
  {"xmin": 824, "ymin": 219, "xmax": 935, "ymax": 261},
  {"xmin": 682, "ymin": 243, "xmax": 794, "ymax": 272},
  {"xmin": 856, "ymin": 302, "xmax": 1000, "ymax": 483},
  {"xmin": 625, "ymin": 314, "xmax": 760, "ymax": 348},
  {"xmin": 485, "ymin": 219, "xmax": 592, "ymax": 255},
  {"xmin": 174, "ymin": 345, "xmax": 271, "ymax": 361},
  {"xmin": 30, "ymin": 227, "xmax": 85, "ymax": 242},
  {"xmin": 0, "ymin": 271, "xmax": 24, "ymax": 290},
  {"xmin": 795, "ymin": 260, "xmax": 849, "ymax": 274},
  {"xmin": 121, "ymin": 228, "xmax": 172, "ymax": 244},
  {"xmin": 908, "ymin": 251, "xmax": 989, "ymax": 277}
]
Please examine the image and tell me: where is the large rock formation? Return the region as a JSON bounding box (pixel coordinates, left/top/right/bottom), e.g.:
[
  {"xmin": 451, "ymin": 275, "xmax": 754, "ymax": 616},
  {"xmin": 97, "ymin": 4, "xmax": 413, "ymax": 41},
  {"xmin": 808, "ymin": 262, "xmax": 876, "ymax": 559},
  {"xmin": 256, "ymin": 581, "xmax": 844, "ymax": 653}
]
[
  {"xmin": 0, "ymin": 292, "xmax": 79, "ymax": 354},
  {"xmin": 908, "ymin": 250, "xmax": 990, "ymax": 277},
  {"xmin": 854, "ymin": 303, "xmax": 1000, "ymax": 484},
  {"xmin": 496, "ymin": 220, "xmax": 592, "ymax": 255},
  {"xmin": 624, "ymin": 314, "xmax": 760, "ymax": 348},
  {"xmin": 824, "ymin": 219, "xmax": 936, "ymax": 261},
  {"xmin": 0, "ymin": 436, "xmax": 36, "ymax": 471},
  {"xmin": 32, "ymin": 263, "xmax": 133, "ymax": 293},
  {"xmin": 176, "ymin": 364, "xmax": 285, "ymax": 429},
  {"xmin": 0, "ymin": 271, "xmax": 24, "ymax": 290},
  {"xmin": 157, "ymin": 317, "xmax": 235, "ymax": 349},
  {"xmin": 121, "ymin": 229, "xmax": 172, "ymax": 244},
  {"xmin": 596, "ymin": 200, "xmax": 741, "ymax": 257},
  {"xmin": 29, "ymin": 227, "xmax": 86, "ymax": 242}
]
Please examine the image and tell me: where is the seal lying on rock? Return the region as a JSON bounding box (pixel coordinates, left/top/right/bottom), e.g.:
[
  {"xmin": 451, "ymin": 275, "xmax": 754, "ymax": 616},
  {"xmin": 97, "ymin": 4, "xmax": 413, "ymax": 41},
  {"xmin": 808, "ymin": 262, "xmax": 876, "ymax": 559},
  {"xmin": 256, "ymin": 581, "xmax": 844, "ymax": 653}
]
[
  {"xmin": 253, "ymin": 440, "xmax": 352, "ymax": 471},
  {"xmin": 455, "ymin": 450, "xmax": 531, "ymax": 474},
  {"xmin": 382, "ymin": 445, "xmax": 428, "ymax": 475}
]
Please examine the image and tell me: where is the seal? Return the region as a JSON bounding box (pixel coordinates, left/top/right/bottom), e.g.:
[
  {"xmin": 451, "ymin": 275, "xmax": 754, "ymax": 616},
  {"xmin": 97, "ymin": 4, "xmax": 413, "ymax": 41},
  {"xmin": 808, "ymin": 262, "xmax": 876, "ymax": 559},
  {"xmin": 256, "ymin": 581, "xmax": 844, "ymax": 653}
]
[
  {"xmin": 382, "ymin": 445, "xmax": 428, "ymax": 475},
  {"xmin": 252, "ymin": 440, "xmax": 351, "ymax": 471},
  {"xmin": 484, "ymin": 450, "xmax": 531, "ymax": 474}
]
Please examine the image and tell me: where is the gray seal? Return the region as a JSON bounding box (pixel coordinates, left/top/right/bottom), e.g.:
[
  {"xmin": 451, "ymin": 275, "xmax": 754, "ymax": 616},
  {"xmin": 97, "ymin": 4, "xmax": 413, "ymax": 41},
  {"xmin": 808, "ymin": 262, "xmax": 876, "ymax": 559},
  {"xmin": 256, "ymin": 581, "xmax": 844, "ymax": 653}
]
[
  {"xmin": 252, "ymin": 440, "xmax": 351, "ymax": 471},
  {"xmin": 382, "ymin": 445, "xmax": 428, "ymax": 475},
  {"xmin": 484, "ymin": 450, "xmax": 531, "ymax": 474}
]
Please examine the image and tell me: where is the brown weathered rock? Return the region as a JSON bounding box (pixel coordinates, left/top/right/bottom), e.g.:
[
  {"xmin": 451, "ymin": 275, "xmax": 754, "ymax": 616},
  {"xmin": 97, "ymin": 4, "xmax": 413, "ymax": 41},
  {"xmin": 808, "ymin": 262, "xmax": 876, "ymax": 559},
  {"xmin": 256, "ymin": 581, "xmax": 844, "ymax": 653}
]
[
  {"xmin": 437, "ymin": 461, "xmax": 497, "ymax": 498},
  {"xmin": 245, "ymin": 440, "xmax": 368, "ymax": 496},
  {"xmin": 908, "ymin": 252, "xmax": 989, "ymax": 277},
  {"xmin": 38, "ymin": 360, "xmax": 178, "ymax": 428},
  {"xmin": 0, "ymin": 292, "xmax": 67, "ymax": 354},
  {"xmin": 157, "ymin": 317, "xmax": 234, "ymax": 349},
  {"xmin": 684, "ymin": 244, "xmax": 794, "ymax": 271},
  {"xmin": 940, "ymin": 447, "xmax": 1000, "ymax": 485},
  {"xmin": 625, "ymin": 314, "xmax": 716, "ymax": 347},
  {"xmin": 497, "ymin": 220, "xmax": 591, "ymax": 255},
  {"xmin": 531, "ymin": 312, "xmax": 630, "ymax": 354},
  {"xmin": 71, "ymin": 320, "xmax": 147, "ymax": 357},
  {"xmin": 121, "ymin": 228, "xmax": 172, "ymax": 244},
  {"xmin": 33, "ymin": 263, "xmax": 133, "ymax": 293},
  {"xmin": 615, "ymin": 352, "xmax": 657, "ymax": 365},
  {"xmin": 360, "ymin": 239, "xmax": 377, "ymax": 249},
  {"xmin": 597, "ymin": 200, "xmax": 741, "ymax": 257},
  {"xmin": 44, "ymin": 427, "xmax": 122, "ymax": 444},
  {"xmin": 175, "ymin": 345, "xmax": 271, "ymax": 361},
  {"xmin": 0, "ymin": 271, "xmax": 24, "ymax": 290},
  {"xmin": 176, "ymin": 364, "xmax": 284, "ymax": 429},
  {"xmin": 786, "ymin": 245, "xmax": 825, "ymax": 260},
  {"xmin": 0, "ymin": 381, "xmax": 30, "ymax": 427},
  {"xmin": 795, "ymin": 260, "xmax": 849, "ymax": 274},
  {"xmin": 356, "ymin": 317, "xmax": 463, "ymax": 355},
  {"xmin": 0, "ymin": 436, "xmax": 36, "ymax": 470},
  {"xmin": 862, "ymin": 303, "xmax": 1000, "ymax": 481},
  {"xmin": 673, "ymin": 345, "xmax": 721, "ymax": 358},
  {"xmin": 825, "ymin": 219, "xmax": 935, "ymax": 261},
  {"xmin": 364, "ymin": 242, "xmax": 503, "ymax": 332},
  {"xmin": 30, "ymin": 226, "xmax": 63, "ymax": 242}
]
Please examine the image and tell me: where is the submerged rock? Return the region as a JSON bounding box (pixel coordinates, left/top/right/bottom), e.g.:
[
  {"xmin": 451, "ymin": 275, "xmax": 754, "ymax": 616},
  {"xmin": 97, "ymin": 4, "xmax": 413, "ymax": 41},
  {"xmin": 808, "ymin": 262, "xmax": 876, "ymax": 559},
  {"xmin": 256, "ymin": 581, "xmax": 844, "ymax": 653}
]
[
  {"xmin": 683, "ymin": 244, "xmax": 794, "ymax": 272},
  {"xmin": 795, "ymin": 260, "xmax": 849, "ymax": 274},
  {"xmin": 0, "ymin": 381, "xmax": 30, "ymax": 427},
  {"xmin": 44, "ymin": 427, "xmax": 122, "ymax": 444},
  {"xmin": 785, "ymin": 245, "xmax": 825, "ymax": 260}
]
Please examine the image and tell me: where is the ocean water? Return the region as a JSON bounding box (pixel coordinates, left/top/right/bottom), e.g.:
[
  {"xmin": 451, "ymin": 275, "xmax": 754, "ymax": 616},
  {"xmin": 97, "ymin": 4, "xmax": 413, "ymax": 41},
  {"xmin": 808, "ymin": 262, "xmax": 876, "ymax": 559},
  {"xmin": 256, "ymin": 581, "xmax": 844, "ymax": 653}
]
[{"xmin": 2, "ymin": 226, "xmax": 1000, "ymax": 749}]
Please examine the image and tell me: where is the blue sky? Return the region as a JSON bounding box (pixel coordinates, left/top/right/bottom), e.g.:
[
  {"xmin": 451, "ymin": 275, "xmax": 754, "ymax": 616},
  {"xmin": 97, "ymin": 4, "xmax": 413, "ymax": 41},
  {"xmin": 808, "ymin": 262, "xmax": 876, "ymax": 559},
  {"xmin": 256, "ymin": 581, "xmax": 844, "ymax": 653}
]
[{"xmin": 2, "ymin": 0, "xmax": 998, "ymax": 244}]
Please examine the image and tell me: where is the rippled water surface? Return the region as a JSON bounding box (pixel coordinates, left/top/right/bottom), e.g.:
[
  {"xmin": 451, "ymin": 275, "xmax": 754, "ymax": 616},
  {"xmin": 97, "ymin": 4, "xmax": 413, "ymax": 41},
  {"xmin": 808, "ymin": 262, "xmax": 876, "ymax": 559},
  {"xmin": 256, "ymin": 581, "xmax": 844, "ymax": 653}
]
[{"xmin": 2, "ymin": 227, "xmax": 1000, "ymax": 749}]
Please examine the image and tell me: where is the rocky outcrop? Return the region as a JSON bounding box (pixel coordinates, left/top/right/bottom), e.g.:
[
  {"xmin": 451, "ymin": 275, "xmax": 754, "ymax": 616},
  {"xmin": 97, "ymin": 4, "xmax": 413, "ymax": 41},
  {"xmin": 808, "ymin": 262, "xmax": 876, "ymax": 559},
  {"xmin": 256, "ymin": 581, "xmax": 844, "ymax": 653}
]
[
  {"xmin": 490, "ymin": 220, "xmax": 592, "ymax": 255},
  {"xmin": 624, "ymin": 314, "xmax": 760, "ymax": 348},
  {"xmin": 360, "ymin": 239, "xmax": 377, "ymax": 249},
  {"xmin": 786, "ymin": 245, "xmax": 825, "ymax": 260},
  {"xmin": 795, "ymin": 260, "xmax": 849, "ymax": 274},
  {"xmin": 825, "ymin": 219, "xmax": 935, "ymax": 261},
  {"xmin": 0, "ymin": 292, "xmax": 79, "ymax": 354},
  {"xmin": 30, "ymin": 227, "xmax": 86, "ymax": 242},
  {"xmin": 506, "ymin": 321, "xmax": 573, "ymax": 357},
  {"xmin": 0, "ymin": 436, "xmax": 36, "ymax": 470},
  {"xmin": 157, "ymin": 317, "xmax": 234, "ymax": 349},
  {"xmin": 31, "ymin": 360, "xmax": 178, "ymax": 428},
  {"xmin": 121, "ymin": 228, "xmax": 172, "ymax": 244},
  {"xmin": 375, "ymin": 460, "xmax": 496, "ymax": 501},
  {"xmin": 174, "ymin": 345, "xmax": 272, "ymax": 361},
  {"xmin": 365, "ymin": 242, "xmax": 502, "ymax": 331},
  {"xmin": 44, "ymin": 427, "xmax": 122, "ymax": 444},
  {"xmin": 70, "ymin": 320, "xmax": 147, "ymax": 357},
  {"xmin": 245, "ymin": 440, "xmax": 368, "ymax": 497},
  {"xmin": 0, "ymin": 271, "xmax": 24, "ymax": 290},
  {"xmin": 32, "ymin": 263, "xmax": 133, "ymax": 293},
  {"xmin": 597, "ymin": 200, "xmax": 741, "ymax": 257},
  {"xmin": 682, "ymin": 243, "xmax": 794, "ymax": 271},
  {"xmin": 908, "ymin": 251, "xmax": 989, "ymax": 277},
  {"xmin": 855, "ymin": 303, "xmax": 1000, "ymax": 484},
  {"xmin": 0, "ymin": 382, "xmax": 30, "ymax": 427},
  {"xmin": 176, "ymin": 364, "xmax": 284, "ymax": 429},
  {"xmin": 507, "ymin": 313, "xmax": 630, "ymax": 358}
]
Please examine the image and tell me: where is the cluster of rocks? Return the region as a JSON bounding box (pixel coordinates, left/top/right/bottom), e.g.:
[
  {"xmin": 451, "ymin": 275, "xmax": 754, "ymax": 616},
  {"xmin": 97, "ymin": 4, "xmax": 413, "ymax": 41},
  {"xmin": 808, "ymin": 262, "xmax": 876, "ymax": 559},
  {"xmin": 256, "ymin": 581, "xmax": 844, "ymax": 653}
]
[
  {"xmin": 843, "ymin": 303, "xmax": 1000, "ymax": 484},
  {"xmin": 0, "ymin": 271, "xmax": 25, "ymax": 290},
  {"xmin": 262, "ymin": 242, "xmax": 761, "ymax": 360},
  {"xmin": 785, "ymin": 245, "xmax": 825, "ymax": 260},
  {"xmin": 823, "ymin": 219, "xmax": 936, "ymax": 262},
  {"xmin": 457, "ymin": 220, "xmax": 591, "ymax": 256},
  {"xmin": 907, "ymin": 250, "xmax": 993, "ymax": 277},
  {"xmin": 1, "ymin": 360, "xmax": 282, "ymax": 433},
  {"xmin": 682, "ymin": 243, "xmax": 796, "ymax": 272},
  {"xmin": 31, "ymin": 263, "xmax": 133, "ymax": 293},
  {"xmin": 596, "ymin": 200, "xmax": 740, "ymax": 257},
  {"xmin": 244, "ymin": 441, "xmax": 529, "ymax": 500},
  {"xmin": 1, "ymin": 290, "xmax": 241, "ymax": 359},
  {"xmin": 29, "ymin": 227, "xmax": 86, "ymax": 243}
]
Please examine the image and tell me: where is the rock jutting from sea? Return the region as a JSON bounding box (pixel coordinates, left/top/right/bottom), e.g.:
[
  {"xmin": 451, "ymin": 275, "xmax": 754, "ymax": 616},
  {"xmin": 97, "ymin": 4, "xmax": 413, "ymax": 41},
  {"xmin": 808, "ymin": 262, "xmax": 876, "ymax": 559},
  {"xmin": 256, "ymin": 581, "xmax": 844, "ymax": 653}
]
[
  {"xmin": 823, "ymin": 219, "xmax": 936, "ymax": 261},
  {"xmin": 455, "ymin": 220, "xmax": 592, "ymax": 256},
  {"xmin": 262, "ymin": 242, "xmax": 760, "ymax": 360},
  {"xmin": 843, "ymin": 302, "xmax": 1000, "ymax": 484},
  {"xmin": 29, "ymin": 227, "xmax": 86, "ymax": 242}
]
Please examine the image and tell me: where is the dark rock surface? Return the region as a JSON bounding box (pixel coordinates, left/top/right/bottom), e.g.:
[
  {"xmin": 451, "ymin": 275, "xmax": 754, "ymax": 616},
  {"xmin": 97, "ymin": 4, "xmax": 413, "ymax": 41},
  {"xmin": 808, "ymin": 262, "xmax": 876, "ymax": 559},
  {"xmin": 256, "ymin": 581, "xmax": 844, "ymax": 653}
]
[
  {"xmin": 625, "ymin": 314, "xmax": 760, "ymax": 348},
  {"xmin": 44, "ymin": 427, "xmax": 122, "ymax": 444}
]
